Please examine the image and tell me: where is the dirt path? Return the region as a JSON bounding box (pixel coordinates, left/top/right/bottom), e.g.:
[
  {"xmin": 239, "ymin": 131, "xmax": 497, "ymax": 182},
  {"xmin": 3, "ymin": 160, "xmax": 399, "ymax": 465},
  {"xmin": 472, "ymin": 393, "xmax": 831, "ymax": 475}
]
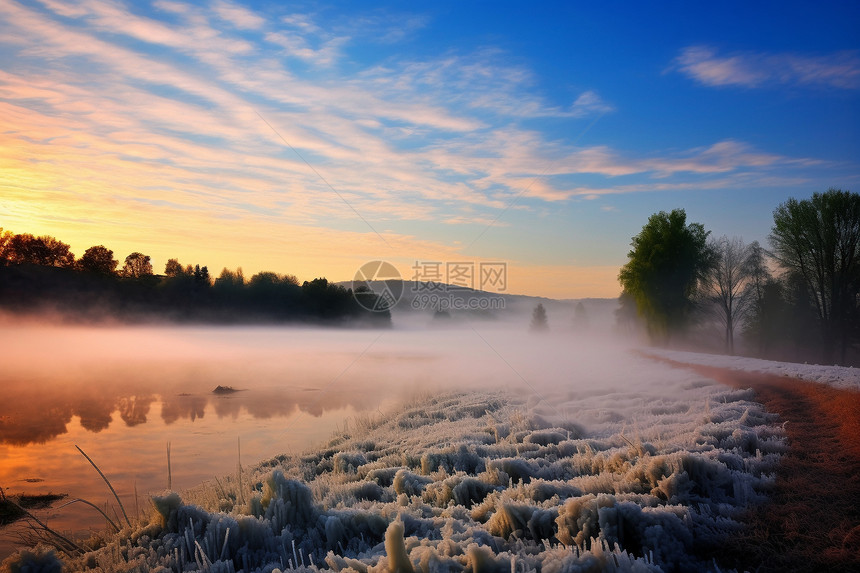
[{"xmin": 648, "ymin": 356, "xmax": 860, "ymax": 572}]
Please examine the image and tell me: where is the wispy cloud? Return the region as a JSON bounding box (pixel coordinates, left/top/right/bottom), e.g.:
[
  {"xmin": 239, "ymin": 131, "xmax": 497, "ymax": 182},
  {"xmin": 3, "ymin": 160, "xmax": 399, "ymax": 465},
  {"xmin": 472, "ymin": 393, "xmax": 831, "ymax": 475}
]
[
  {"xmin": 569, "ymin": 91, "xmax": 614, "ymax": 117},
  {"xmin": 212, "ymin": 0, "xmax": 264, "ymax": 30},
  {"xmin": 0, "ymin": 0, "xmax": 844, "ymax": 287},
  {"xmin": 671, "ymin": 45, "xmax": 860, "ymax": 89}
]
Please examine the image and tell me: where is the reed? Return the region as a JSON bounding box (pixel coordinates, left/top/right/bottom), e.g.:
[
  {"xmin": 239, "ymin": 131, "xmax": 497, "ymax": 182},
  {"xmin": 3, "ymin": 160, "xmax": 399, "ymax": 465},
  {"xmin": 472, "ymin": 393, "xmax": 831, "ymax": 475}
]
[
  {"xmin": 75, "ymin": 444, "xmax": 132, "ymax": 528},
  {"xmin": 167, "ymin": 441, "xmax": 172, "ymax": 490},
  {"xmin": 236, "ymin": 436, "xmax": 245, "ymax": 505},
  {"xmin": 54, "ymin": 498, "xmax": 121, "ymax": 532},
  {"xmin": 7, "ymin": 498, "xmax": 84, "ymax": 555}
]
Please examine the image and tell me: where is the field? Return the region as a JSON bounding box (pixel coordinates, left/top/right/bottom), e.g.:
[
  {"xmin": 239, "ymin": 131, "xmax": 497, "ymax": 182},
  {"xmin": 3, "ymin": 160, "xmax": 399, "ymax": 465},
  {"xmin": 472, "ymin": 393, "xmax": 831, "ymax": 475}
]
[{"xmin": 2, "ymin": 329, "xmax": 858, "ymax": 572}]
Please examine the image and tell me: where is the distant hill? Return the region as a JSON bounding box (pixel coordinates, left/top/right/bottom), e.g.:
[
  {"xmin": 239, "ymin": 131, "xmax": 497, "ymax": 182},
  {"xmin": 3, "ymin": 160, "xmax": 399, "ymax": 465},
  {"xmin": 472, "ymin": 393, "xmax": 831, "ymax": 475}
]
[{"xmin": 337, "ymin": 279, "xmax": 619, "ymax": 330}]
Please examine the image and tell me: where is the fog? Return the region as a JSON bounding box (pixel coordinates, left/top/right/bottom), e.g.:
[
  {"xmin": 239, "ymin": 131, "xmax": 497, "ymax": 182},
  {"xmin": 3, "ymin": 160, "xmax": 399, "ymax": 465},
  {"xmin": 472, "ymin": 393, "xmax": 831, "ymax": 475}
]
[
  {"xmin": 0, "ymin": 315, "xmax": 667, "ymax": 509},
  {"xmin": 4, "ymin": 315, "xmax": 780, "ymax": 569},
  {"xmin": 1, "ymin": 315, "xmax": 664, "ymax": 449}
]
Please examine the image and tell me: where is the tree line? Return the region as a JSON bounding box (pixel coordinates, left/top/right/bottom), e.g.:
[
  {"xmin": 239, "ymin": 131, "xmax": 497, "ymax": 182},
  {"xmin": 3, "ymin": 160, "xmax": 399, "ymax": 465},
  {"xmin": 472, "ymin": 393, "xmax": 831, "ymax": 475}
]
[
  {"xmin": 0, "ymin": 231, "xmax": 389, "ymax": 325},
  {"xmin": 618, "ymin": 188, "xmax": 860, "ymax": 366}
]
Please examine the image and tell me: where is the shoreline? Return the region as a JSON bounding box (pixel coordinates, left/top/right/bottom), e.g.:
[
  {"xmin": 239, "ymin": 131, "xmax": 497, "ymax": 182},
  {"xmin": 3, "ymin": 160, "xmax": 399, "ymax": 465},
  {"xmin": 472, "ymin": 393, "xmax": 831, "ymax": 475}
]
[{"xmin": 4, "ymin": 371, "xmax": 784, "ymax": 571}]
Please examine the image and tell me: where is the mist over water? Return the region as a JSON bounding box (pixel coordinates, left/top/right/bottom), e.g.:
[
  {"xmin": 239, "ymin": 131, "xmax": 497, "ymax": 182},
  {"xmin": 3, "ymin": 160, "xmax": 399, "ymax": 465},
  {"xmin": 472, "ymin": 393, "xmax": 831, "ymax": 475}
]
[{"xmin": 1, "ymin": 314, "xmax": 692, "ymax": 558}]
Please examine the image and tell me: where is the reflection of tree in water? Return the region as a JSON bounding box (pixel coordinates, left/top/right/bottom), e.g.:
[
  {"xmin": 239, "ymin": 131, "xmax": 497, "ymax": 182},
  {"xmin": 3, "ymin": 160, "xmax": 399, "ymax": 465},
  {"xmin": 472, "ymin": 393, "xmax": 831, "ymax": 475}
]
[
  {"xmin": 242, "ymin": 394, "xmax": 299, "ymax": 419},
  {"xmin": 76, "ymin": 398, "xmax": 114, "ymax": 432},
  {"xmin": 0, "ymin": 405, "xmax": 73, "ymax": 446},
  {"xmin": 117, "ymin": 395, "xmax": 155, "ymax": 426},
  {"xmin": 1, "ymin": 376, "xmax": 389, "ymax": 446},
  {"xmin": 73, "ymin": 390, "xmax": 117, "ymax": 432},
  {"xmin": 212, "ymin": 395, "xmax": 246, "ymax": 419},
  {"xmin": 161, "ymin": 394, "xmax": 207, "ymax": 424}
]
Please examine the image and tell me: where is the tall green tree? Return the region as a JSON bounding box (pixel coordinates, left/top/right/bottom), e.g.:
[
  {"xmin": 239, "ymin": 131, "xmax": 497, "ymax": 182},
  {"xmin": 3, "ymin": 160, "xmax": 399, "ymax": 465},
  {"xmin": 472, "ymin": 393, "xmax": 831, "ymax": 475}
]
[
  {"xmin": 618, "ymin": 209, "xmax": 714, "ymax": 345},
  {"xmin": 769, "ymin": 188, "xmax": 860, "ymax": 364}
]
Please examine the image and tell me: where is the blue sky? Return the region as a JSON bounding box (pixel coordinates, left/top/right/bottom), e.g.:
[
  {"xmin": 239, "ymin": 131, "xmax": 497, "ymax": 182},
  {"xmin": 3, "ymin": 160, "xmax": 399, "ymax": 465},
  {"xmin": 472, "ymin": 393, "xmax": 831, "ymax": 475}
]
[{"xmin": 1, "ymin": 0, "xmax": 858, "ymax": 297}]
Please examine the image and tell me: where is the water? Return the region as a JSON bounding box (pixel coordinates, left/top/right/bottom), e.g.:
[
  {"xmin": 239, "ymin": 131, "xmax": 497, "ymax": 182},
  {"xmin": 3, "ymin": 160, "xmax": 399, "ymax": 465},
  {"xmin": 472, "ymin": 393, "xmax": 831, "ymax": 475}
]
[
  {"xmin": 0, "ymin": 321, "xmax": 631, "ymax": 558},
  {"xmin": 0, "ymin": 325, "xmax": 427, "ymax": 557}
]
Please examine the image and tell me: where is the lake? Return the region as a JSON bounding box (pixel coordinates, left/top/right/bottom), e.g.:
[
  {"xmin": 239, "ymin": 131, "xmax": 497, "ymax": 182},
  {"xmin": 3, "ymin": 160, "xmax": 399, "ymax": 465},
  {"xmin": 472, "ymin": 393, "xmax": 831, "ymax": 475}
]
[
  {"xmin": 0, "ymin": 321, "xmax": 641, "ymax": 558},
  {"xmin": 0, "ymin": 325, "xmax": 410, "ymax": 556},
  {"xmin": 0, "ymin": 323, "xmax": 517, "ymax": 555}
]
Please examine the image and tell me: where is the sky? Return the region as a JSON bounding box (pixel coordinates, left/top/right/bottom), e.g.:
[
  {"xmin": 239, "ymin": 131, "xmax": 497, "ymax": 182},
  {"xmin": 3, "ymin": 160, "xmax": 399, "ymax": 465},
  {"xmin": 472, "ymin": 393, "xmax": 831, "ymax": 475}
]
[{"xmin": 1, "ymin": 0, "xmax": 858, "ymax": 299}]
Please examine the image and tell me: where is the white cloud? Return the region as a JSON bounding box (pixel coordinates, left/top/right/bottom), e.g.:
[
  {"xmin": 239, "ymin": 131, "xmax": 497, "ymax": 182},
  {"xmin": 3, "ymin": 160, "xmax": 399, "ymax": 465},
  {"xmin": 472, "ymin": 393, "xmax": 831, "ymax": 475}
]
[
  {"xmin": 0, "ymin": 0, "xmax": 835, "ymax": 252},
  {"xmin": 569, "ymin": 90, "xmax": 614, "ymax": 117},
  {"xmin": 34, "ymin": 0, "xmax": 90, "ymax": 18},
  {"xmin": 212, "ymin": 0, "xmax": 265, "ymax": 30},
  {"xmin": 672, "ymin": 45, "xmax": 860, "ymax": 89}
]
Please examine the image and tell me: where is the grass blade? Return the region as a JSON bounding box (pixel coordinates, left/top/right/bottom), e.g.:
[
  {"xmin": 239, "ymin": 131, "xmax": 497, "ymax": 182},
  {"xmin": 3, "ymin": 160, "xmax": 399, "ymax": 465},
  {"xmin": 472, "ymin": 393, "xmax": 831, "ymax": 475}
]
[
  {"xmin": 75, "ymin": 444, "xmax": 131, "ymax": 527},
  {"xmin": 54, "ymin": 498, "xmax": 121, "ymax": 532}
]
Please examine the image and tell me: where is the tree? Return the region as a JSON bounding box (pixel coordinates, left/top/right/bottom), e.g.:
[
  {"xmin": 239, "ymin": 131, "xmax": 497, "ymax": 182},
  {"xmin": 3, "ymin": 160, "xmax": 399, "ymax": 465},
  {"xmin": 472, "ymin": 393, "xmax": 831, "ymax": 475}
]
[
  {"xmin": 704, "ymin": 236, "xmax": 754, "ymax": 355},
  {"xmin": 193, "ymin": 264, "xmax": 210, "ymax": 286},
  {"xmin": 164, "ymin": 258, "xmax": 185, "ymax": 277},
  {"xmin": 0, "ymin": 228, "xmax": 12, "ymax": 264},
  {"xmin": 743, "ymin": 242, "xmax": 770, "ymax": 307},
  {"xmin": 769, "ymin": 188, "xmax": 860, "ymax": 364},
  {"xmin": 214, "ymin": 267, "xmax": 245, "ymax": 289},
  {"xmin": 741, "ymin": 241, "xmax": 775, "ymax": 355},
  {"xmin": 572, "ymin": 301, "xmax": 590, "ymax": 330},
  {"xmin": 614, "ymin": 290, "xmax": 642, "ymax": 337},
  {"xmin": 618, "ymin": 209, "xmax": 715, "ymax": 345},
  {"xmin": 121, "ymin": 252, "xmax": 153, "ymax": 278},
  {"xmin": 1, "ymin": 233, "xmax": 74, "ymax": 267},
  {"xmin": 39, "ymin": 236, "xmax": 75, "ymax": 267},
  {"xmin": 246, "ymin": 271, "xmax": 300, "ymax": 312},
  {"xmin": 4, "ymin": 233, "xmax": 45, "ymax": 265},
  {"xmin": 213, "ymin": 267, "xmax": 245, "ymax": 307},
  {"xmin": 78, "ymin": 245, "xmax": 118, "ymax": 275},
  {"xmin": 530, "ymin": 303, "xmax": 549, "ymax": 332}
]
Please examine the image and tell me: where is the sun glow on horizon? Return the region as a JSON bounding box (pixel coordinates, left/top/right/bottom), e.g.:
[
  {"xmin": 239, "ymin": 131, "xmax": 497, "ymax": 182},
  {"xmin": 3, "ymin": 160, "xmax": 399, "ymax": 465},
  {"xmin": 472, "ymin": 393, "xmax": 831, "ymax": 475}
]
[{"xmin": 1, "ymin": 1, "xmax": 856, "ymax": 298}]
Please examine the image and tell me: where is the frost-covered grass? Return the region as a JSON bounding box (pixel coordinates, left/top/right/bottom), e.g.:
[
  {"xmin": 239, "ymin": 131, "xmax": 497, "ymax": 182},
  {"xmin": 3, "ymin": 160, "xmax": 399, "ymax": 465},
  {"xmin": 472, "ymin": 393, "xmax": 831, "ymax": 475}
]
[
  {"xmin": 3, "ymin": 370, "xmax": 785, "ymax": 573},
  {"xmin": 643, "ymin": 348, "xmax": 860, "ymax": 390}
]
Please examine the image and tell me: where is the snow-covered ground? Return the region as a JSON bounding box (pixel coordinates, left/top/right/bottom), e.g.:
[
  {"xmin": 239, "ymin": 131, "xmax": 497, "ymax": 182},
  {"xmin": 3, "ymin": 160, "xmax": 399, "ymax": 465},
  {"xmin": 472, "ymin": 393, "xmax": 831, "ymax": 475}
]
[
  {"xmin": 642, "ymin": 348, "xmax": 860, "ymax": 391},
  {"xmin": 2, "ymin": 335, "xmax": 788, "ymax": 572}
]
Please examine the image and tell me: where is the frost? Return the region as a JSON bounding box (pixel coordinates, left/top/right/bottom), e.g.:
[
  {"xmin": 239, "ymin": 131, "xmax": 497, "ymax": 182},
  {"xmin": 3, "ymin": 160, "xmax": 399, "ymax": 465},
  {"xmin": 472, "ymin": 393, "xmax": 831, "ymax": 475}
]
[
  {"xmin": 48, "ymin": 373, "xmax": 783, "ymax": 573},
  {"xmin": 647, "ymin": 348, "xmax": 860, "ymax": 390},
  {"xmin": 0, "ymin": 545, "xmax": 63, "ymax": 573}
]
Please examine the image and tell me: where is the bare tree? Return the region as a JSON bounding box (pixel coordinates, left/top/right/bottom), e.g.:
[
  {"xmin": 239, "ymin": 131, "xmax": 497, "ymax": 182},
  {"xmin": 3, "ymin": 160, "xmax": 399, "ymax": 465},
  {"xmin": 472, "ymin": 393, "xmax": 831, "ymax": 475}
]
[
  {"xmin": 742, "ymin": 241, "xmax": 770, "ymax": 307},
  {"xmin": 741, "ymin": 241, "xmax": 775, "ymax": 354},
  {"xmin": 705, "ymin": 236, "xmax": 753, "ymax": 355}
]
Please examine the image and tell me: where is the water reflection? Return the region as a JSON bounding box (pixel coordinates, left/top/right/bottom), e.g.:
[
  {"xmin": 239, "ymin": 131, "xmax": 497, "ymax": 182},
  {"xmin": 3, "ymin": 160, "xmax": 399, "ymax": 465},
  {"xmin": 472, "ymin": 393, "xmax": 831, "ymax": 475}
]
[
  {"xmin": 0, "ymin": 377, "xmax": 383, "ymax": 446},
  {"xmin": 0, "ymin": 325, "xmax": 502, "ymax": 559}
]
